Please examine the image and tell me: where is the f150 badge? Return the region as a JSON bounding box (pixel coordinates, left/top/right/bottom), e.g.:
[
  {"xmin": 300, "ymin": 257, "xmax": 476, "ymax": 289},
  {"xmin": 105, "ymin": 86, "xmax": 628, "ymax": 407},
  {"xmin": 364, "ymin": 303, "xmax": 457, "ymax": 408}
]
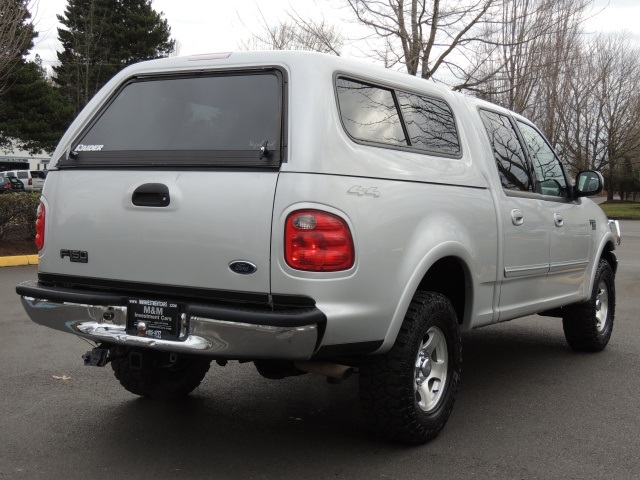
[{"xmin": 60, "ymin": 249, "xmax": 88, "ymax": 263}]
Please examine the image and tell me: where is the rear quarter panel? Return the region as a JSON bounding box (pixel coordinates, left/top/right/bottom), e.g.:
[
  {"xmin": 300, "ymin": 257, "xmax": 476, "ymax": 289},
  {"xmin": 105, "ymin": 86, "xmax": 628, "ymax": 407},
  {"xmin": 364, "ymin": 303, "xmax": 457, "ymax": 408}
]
[{"xmin": 271, "ymin": 173, "xmax": 498, "ymax": 350}]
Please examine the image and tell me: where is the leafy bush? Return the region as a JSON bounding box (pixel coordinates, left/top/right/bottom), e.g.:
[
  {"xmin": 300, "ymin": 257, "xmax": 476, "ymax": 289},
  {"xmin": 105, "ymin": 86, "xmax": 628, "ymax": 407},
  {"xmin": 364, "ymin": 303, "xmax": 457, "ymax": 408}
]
[{"xmin": 0, "ymin": 192, "xmax": 40, "ymax": 241}]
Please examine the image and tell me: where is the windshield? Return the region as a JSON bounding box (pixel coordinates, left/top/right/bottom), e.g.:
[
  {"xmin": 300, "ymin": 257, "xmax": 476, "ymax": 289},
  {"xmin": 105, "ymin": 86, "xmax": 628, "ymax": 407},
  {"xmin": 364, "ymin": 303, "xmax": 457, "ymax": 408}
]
[{"xmin": 62, "ymin": 71, "xmax": 283, "ymax": 168}]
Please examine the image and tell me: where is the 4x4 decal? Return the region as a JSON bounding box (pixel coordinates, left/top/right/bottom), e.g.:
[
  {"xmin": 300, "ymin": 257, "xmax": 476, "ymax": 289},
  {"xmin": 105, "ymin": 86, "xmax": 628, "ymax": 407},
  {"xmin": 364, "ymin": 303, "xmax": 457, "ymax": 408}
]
[{"xmin": 348, "ymin": 186, "xmax": 380, "ymax": 198}]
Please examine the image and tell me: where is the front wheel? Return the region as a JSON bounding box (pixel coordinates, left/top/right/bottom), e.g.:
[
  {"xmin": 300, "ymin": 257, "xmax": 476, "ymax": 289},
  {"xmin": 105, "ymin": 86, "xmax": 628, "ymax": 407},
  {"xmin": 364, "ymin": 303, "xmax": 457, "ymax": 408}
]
[
  {"xmin": 562, "ymin": 259, "xmax": 615, "ymax": 352},
  {"xmin": 110, "ymin": 347, "xmax": 211, "ymax": 400},
  {"xmin": 359, "ymin": 291, "xmax": 461, "ymax": 444}
]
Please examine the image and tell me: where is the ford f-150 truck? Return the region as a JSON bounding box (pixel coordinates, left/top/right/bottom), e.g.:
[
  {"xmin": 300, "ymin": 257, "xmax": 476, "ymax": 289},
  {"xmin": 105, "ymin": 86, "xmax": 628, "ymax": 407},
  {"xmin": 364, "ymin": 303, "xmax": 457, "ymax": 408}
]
[{"xmin": 17, "ymin": 51, "xmax": 621, "ymax": 444}]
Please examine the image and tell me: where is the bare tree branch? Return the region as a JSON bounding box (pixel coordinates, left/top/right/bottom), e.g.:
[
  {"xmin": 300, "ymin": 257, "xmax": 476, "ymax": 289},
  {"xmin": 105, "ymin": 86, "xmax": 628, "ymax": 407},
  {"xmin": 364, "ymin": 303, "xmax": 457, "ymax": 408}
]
[
  {"xmin": 0, "ymin": 0, "xmax": 36, "ymax": 93},
  {"xmin": 239, "ymin": 6, "xmax": 344, "ymax": 55},
  {"xmin": 343, "ymin": 0, "xmax": 505, "ymax": 85}
]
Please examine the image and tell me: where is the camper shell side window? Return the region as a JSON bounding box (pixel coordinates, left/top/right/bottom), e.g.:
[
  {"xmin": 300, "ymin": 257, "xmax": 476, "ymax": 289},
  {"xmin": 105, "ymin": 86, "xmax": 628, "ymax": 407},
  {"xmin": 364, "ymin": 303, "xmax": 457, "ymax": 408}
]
[{"xmin": 335, "ymin": 76, "xmax": 461, "ymax": 158}]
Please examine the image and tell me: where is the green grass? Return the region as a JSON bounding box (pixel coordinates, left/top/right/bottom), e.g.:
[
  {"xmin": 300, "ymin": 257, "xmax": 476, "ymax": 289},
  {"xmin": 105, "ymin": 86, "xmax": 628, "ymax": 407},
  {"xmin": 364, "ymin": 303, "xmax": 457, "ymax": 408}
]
[{"xmin": 598, "ymin": 201, "xmax": 640, "ymax": 220}]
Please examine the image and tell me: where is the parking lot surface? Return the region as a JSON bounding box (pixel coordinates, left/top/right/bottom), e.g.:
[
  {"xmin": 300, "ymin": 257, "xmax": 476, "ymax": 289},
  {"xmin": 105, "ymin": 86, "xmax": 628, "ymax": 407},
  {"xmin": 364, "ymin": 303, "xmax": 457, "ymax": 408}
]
[{"xmin": 1, "ymin": 221, "xmax": 638, "ymax": 479}]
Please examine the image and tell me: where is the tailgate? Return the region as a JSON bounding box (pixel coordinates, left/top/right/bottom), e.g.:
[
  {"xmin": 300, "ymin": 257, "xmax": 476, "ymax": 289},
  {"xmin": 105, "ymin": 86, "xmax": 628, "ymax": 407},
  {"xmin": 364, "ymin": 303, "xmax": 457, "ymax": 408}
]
[{"xmin": 40, "ymin": 170, "xmax": 278, "ymax": 294}]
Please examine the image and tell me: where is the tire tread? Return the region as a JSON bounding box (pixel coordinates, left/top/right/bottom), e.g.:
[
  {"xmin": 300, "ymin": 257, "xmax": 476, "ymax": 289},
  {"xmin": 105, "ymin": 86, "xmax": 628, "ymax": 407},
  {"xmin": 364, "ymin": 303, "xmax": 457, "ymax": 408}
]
[
  {"xmin": 562, "ymin": 260, "xmax": 615, "ymax": 352},
  {"xmin": 359, "ymin": 291, "xmax": 461, "ymax": 444}
]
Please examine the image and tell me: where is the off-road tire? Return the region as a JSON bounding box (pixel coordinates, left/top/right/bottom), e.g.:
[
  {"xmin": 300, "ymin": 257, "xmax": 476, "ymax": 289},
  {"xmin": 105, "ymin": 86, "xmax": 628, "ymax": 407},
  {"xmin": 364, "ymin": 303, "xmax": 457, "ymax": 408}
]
[
  {"xmin": 359, "ymin": 291, "xmax": 461, "ymax": 444},
  {"xmin": 110, "ymin": 347, "xmax": 211, "ymax": 399},
  {"xmin": 562, "ymin": 259, "xmax": 615, "ymax": 352}
]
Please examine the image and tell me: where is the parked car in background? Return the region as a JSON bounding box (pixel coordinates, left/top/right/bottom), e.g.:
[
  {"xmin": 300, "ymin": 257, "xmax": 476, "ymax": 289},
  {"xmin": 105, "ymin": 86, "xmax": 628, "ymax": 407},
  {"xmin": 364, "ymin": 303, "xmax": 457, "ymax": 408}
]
[
  {"xmin": 0, "ymin": 175, "xmax": 25, "ymax": 194},
  {"xmin": 4, "ymin": 170, "xmax": 46, "ymax": 192}
]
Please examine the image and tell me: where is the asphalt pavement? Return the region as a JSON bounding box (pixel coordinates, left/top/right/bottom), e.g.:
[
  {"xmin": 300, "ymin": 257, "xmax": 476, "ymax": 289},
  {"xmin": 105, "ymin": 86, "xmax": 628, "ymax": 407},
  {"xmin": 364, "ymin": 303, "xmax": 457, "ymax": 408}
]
[{"xmin": 1, "ymin": 222, "xmax": 638, "ymax": 479}]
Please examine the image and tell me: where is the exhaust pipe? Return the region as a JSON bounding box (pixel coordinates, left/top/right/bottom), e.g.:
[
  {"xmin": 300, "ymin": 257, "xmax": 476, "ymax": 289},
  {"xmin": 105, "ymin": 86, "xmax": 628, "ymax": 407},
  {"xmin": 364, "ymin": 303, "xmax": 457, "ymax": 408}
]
[{"xmin": 294, "ymin": 361, "xmax": 354, "ymax": 382}]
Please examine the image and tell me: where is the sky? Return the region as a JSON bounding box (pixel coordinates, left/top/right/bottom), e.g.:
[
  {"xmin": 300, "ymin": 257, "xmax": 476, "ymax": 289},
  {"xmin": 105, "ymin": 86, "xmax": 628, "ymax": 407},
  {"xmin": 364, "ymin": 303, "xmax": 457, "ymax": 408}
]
[{"xmin": 28, "ymin": 0, "xmax": 640, "ymax": 73}]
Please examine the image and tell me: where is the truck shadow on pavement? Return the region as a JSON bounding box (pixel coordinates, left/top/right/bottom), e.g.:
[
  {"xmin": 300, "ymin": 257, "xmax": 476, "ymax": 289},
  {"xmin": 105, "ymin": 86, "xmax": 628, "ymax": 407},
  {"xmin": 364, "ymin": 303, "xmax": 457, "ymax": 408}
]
[{"xmin": 73, "ymin": 317, "xmax": 604, "ymax": 477}]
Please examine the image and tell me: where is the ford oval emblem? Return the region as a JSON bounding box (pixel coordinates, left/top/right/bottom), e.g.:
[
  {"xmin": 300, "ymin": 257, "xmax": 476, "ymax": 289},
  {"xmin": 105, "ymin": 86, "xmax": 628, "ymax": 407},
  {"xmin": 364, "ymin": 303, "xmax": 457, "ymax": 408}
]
[{"xmin": 228, "ymin": 261, "xmax": 257, "ymax": 275}]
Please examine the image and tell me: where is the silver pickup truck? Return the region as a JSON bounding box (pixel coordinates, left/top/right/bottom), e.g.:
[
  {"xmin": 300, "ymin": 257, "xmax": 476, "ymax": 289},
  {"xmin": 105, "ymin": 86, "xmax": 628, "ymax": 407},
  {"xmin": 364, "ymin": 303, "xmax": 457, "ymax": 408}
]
[{"xmin": 17, "ymin": 51, "xmax": 621, "ymax": 444}]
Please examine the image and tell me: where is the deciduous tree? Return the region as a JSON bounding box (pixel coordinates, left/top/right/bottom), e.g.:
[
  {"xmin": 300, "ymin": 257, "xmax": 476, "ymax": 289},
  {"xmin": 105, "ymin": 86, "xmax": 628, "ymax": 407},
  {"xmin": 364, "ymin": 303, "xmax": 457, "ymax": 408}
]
[
  {"xmin": 342, "ymin": 0, "xmax": 504, "ymax": 87},
  {"xmin": 471, "ymin": 0, "xmax": 590, "ymax": 123},
  {"xmin": 590, "ymin": 34, "xmax": 640, "ymax": 198},
  {"xmin": 240, "ymin": 8, "xmax": 344, "ymax": 54},
  {"xmin": 0, "ymin": 0, "xmax": 36, "ymax": 93}
]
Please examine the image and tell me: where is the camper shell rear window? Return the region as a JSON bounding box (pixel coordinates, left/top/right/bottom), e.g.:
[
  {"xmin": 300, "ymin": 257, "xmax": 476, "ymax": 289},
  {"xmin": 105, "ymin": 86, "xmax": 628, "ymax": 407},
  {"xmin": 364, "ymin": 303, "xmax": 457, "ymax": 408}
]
[{"xmin": 59, "ymin": 69, "xmax": 285, "ymax": 168}]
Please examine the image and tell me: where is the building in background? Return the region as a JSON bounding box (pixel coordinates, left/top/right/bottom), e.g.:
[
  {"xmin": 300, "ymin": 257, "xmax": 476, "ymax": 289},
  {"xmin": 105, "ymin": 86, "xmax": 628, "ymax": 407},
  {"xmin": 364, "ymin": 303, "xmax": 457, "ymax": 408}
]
[{"xmin": 0, "ymin": 144, "xmax": 50, "ymax": 172}]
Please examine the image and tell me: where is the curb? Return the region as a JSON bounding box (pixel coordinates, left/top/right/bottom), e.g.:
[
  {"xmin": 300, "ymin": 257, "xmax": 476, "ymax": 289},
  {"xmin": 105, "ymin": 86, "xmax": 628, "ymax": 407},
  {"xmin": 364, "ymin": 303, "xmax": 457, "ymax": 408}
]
[{"xmin": 0, "ymin": 255, "xmax": 39, "ymax": 267}]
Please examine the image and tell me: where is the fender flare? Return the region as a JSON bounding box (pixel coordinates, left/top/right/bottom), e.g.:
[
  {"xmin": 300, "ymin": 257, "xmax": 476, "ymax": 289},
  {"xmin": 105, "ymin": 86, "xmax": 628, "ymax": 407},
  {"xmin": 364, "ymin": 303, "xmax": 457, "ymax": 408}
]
[{"xmin": 377, "ymin": 241, "xmax": 477, "ymax": 352}]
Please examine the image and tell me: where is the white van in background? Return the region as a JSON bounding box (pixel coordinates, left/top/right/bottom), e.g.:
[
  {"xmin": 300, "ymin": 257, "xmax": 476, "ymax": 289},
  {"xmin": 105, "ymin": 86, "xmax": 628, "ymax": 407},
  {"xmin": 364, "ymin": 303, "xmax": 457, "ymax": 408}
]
[{"xmin": 4, "ymin": 170, "xmax": 46, "ymax": 192}]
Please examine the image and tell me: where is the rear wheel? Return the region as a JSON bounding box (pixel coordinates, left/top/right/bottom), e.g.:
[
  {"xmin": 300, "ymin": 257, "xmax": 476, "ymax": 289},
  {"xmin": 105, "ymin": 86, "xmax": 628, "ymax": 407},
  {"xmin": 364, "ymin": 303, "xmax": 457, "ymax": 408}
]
[
  {"xmin": 359, "ymin": 291, "xmax": 461, "ymax": 444},
  {"xmin": 562, "ymin": 259, "xmax": 615, "ymax": 352},
  {"xmin": 110, "ymin": 347, "xmax": 211, "ymax": 399}
]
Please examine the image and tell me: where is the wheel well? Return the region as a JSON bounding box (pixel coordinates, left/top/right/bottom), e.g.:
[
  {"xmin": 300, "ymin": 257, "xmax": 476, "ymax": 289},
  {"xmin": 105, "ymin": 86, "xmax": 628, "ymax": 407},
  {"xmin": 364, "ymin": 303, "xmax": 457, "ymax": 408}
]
[
  {"xmin": 600, "ymin": 242, "xmax": 618, "ymax": 275},
  {"xmin": 417, "ymin": 257, "xmax": 468, "ymax": 325}
]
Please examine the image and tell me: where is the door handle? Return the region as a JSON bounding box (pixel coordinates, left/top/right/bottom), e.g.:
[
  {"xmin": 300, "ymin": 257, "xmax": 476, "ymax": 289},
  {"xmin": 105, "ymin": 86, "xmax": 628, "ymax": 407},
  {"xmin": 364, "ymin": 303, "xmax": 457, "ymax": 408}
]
[
  {"xmin": 132, "ymin": 183, "xmax": 170, "ymax": 207},
  {"xmin": 554, "ymin": 213, "xmax": 564, "ymax": 227},
  {"xmin": 511, "ymin": 209, "xmax": 524, "ymax": 226}
]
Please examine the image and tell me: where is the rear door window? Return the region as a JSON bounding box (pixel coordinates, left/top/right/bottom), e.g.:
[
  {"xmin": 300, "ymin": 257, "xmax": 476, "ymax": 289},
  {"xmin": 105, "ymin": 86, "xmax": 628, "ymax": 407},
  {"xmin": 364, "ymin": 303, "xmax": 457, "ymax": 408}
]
[{"xmin": 62, "ymin": 71, "xmax": 284, "ymax": 168}]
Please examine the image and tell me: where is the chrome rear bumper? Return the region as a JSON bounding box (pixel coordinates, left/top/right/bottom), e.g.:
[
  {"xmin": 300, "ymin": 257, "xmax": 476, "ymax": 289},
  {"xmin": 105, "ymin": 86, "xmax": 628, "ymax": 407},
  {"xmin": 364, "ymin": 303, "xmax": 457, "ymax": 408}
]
[{"xmin": 18, "ymin": 281, "xmax": 322, "ymax": 360}]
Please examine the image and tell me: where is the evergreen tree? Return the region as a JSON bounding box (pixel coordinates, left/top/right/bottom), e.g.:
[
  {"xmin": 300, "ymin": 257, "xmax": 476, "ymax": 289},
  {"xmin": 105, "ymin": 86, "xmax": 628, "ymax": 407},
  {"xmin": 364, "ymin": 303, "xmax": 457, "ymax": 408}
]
[
  {"xmin": 0, "ymin": 56, "xmax": 75, "ymax": 154},
  {"xmin": 53, "ymin": 0, "xmax": 175, "ymax": 115}
]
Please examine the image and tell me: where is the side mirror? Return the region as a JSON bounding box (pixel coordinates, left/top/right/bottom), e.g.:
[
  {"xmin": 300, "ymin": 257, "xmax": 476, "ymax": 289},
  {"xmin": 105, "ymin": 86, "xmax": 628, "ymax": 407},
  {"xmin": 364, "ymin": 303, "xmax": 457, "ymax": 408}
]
[{"xmin": 574, "ymin": 171, "xmax": 603, "ymax": 197}]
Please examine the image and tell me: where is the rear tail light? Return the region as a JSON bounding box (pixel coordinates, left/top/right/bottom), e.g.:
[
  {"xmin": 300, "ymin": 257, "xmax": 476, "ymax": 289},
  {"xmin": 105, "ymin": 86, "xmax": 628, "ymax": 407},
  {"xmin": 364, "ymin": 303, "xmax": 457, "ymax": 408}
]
[
  {"xmin": 29, "ymin": 178, "xmax": 32, "ymax": 185},
  {"xmin": 35, "ymin": 202, "xmax": 45, "ymax": 250},
  {"xmin": 285, "ymin": 209, "xmax": 354, "ymax": 272}
]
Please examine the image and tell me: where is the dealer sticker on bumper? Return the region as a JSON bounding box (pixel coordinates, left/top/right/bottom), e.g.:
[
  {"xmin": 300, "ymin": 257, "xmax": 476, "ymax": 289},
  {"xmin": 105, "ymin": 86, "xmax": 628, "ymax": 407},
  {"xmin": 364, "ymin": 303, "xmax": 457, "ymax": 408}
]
[{"xmin": 127, "ymin": 299, "xmax": 182, "ymax": 340}]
